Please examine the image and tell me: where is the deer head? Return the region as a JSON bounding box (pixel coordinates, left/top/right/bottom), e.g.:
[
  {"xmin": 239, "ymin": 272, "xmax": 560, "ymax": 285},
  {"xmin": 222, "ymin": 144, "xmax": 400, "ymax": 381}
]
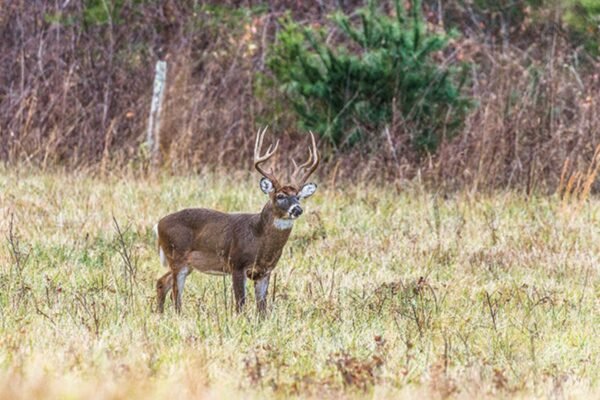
[{"xmin": 254, "ymin": 127, "xmax": 319, "ymax": 220}]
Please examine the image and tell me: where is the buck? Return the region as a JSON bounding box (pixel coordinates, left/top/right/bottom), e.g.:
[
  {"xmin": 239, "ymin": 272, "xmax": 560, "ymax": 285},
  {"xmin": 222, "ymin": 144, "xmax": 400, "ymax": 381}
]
[{"xmin": 154, "ymin": 128, "xmax": 319, "ymax": 314}]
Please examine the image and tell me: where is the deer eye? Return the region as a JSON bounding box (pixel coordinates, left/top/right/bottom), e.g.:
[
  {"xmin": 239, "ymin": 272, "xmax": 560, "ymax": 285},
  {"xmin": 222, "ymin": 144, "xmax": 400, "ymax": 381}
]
[{"xmin": 276, "ymin": 194, "xmax": 286, "ymax": 200}]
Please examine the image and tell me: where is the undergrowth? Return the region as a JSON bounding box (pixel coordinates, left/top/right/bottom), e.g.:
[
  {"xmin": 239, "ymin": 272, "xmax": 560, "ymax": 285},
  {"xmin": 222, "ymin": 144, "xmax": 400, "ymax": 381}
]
[{"xmin": 0, "ymin": 169, "xmax": 598, "ymax": 399}]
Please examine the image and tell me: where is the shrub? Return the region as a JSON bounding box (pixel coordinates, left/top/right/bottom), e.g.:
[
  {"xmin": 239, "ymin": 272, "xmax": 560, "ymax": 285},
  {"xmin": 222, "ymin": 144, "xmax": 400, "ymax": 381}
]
[
  {"xmin": 268, "ymin": 0, "xmax": 471, "ymax": 153},
  {"xmin": 564, "ymin": 0, "xmax": 600, "ymax": 55},
  {"xmin": 451, "ymin": 0, "xmax": 600, "ymax": 56}
]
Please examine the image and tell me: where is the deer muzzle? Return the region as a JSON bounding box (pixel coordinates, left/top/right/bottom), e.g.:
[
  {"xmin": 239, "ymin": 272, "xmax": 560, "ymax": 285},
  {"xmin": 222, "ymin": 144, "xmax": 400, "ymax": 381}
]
[{"xmin": 289, "ymin": 203, "xmax": 303, "ymax": 219}]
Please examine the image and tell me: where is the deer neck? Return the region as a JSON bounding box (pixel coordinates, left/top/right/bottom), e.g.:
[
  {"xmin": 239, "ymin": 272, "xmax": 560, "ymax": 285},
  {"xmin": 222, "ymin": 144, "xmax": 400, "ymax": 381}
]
[{"xmin": 258, "ymin": 202, "xmax": 294, "ymax": 235}]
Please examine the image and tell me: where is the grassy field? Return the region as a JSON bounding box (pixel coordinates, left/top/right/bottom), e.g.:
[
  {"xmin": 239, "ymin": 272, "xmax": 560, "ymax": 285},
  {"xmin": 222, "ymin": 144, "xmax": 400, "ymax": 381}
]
[{"xmin": 0, "ymin": 169, "xmax": 598, "ymax": 399}]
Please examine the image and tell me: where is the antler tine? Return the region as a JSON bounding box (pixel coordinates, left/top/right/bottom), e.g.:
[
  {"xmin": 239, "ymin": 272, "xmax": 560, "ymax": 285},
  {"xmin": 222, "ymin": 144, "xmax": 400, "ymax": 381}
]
[
  {"xmin": 254, "ymin": 126, "xmax": 267, "ymax": 160},
  {"xmin": 253, "ymin": 127, "xmax": 280, "ymax": 185},
  {"xmin": 293, "ymin": 148, "xmax": 314, "ymax": 175},
  {"xmin": 294, "ymin": 131, "xmax": 320, "ymax": 187}
]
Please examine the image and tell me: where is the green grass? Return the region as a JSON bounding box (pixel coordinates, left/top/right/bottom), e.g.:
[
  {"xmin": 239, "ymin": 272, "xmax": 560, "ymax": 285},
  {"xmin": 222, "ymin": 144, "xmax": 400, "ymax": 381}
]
[{"xmin": 0, "ymin": 169, "xmax": 598, "ymax": 399}]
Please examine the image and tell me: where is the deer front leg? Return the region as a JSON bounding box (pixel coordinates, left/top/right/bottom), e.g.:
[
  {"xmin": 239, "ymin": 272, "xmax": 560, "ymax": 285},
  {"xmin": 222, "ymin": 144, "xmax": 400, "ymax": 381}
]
[
  {"xmin": 254, "ymin": 273, "xmax": 270, "ymax": 316},
  {"xmin": 232, "ymin": 269, "xmax": 247, "ymax": 312}
]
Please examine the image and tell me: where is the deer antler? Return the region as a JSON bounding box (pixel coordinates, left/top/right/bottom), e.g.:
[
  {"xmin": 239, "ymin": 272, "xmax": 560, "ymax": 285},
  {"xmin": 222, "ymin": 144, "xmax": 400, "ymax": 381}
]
[
  {"xmin": 293, "ymin": 131, "xmax": 319, "ymax": 187},
  {"xmin": 254, "ymin": 127, "xmax": 280, "ymax": 186}
]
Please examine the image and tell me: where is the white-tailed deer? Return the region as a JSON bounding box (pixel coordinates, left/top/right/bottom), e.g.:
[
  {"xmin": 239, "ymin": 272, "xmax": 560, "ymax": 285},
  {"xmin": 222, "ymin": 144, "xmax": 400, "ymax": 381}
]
[{"xmin": 155, "ymin": 128, "xmax": 319, "ymax": 314}]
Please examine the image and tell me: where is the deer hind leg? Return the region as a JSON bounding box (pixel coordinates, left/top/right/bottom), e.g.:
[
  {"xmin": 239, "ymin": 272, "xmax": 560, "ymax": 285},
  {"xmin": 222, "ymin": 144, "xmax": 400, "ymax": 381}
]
[
  {"xmin": 156, "ymin": 271, "xmax": 173, "ymax": 313},
  {"xmin": 172, "ymin": 266, "xmax": 190, "ymax": 314},
  {"xmin": 232, "ymin": 269, "xmax": 247, "ymax": 313}
]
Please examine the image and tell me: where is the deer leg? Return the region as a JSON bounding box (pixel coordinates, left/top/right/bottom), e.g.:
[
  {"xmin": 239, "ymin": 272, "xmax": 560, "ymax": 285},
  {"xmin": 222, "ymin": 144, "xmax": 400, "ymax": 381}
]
[
  {"xmin": 156, "ymin": 271, "xmax": 173, "ymax": 313},
  {"xmin": 232, "ymin": 269, "xmax": 247, "ymax": 313},
  {"xmin": 254, "ymin": 273, "xmax": 271, "ymax": 316},
  {"xmin": 172, "ymin": 266, "xmax": 190, "ymax": 314}
]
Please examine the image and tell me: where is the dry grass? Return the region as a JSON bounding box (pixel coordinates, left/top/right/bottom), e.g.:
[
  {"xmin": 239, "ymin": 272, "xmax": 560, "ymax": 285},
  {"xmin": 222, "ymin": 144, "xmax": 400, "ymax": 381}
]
[
  {"xmin": 2, "ymin": 2, "xmax": 599, "ymax": 191},
  {"xmin": 0, "ymin": 168, "xmax": 598, "ymax": 399},
  {"xmin": 558, "ymin": 144, "xmax": 600, "ymax": 212}
]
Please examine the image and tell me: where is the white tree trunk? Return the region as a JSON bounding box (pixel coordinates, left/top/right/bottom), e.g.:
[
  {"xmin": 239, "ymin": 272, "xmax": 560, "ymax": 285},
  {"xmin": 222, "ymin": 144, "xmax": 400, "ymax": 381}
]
[{"xmin": 146, "ymin": 60, "xmax": 167, "ymax": 164}]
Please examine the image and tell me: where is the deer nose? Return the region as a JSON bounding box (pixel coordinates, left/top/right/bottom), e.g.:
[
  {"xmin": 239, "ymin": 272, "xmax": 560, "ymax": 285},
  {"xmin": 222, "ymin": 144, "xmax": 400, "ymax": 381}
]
[{"xmin": 289, "ymin": 204, "xmax": 303, "ymax": 218}]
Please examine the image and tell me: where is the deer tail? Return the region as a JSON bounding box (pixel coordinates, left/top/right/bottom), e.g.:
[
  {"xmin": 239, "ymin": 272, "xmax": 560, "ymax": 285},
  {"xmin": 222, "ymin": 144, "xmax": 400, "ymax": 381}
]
[{"xmin": 153, "ymin": 223, "xmax": 168, "ymax": 268}]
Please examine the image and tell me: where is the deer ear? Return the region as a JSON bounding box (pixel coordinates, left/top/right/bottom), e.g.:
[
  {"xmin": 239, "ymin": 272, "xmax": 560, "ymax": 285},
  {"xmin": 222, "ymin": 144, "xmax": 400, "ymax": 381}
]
[
  {"xmin": 298, "ymin": 182, "xmax": 317, "ymax": 199},
  {"xmin": 260, "ymin": 177, "xmax": 274, "ymax": 194}
]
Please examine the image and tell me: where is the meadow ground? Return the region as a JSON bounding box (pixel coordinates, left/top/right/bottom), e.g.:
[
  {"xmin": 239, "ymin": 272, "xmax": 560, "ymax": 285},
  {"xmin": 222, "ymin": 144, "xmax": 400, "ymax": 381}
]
[{"xmin": 0, "ymin": 169, "xmax": 598, "ymax": 399}]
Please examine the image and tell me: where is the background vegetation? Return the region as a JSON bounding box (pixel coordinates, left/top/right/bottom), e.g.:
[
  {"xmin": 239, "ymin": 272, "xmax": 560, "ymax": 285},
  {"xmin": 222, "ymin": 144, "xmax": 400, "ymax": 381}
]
[
  {"xmin": 1, "ymin": 169, "xmax": 599, "ymax": 398},
  {"xmin": 268, "ymin": 0, "xmax": 471, "ymax": 152},
  {"xmin": 2, "ymin": 2, "xmax": 600, "ymax": 398},
  {"xmin": 0, "ymin": 0, "xmax": 598, "ymax": 189}
]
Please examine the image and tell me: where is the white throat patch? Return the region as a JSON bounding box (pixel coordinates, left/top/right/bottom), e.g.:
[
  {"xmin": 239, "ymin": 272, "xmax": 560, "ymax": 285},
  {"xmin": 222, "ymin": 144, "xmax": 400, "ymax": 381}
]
[{"xmin": 273, "ymin": 218, "xmax": 294, "ymax": 230}]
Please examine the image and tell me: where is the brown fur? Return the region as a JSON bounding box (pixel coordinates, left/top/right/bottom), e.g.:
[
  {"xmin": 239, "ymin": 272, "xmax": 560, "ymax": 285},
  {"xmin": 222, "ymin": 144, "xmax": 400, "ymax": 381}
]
[{"xmin": 156, "ymin": 186, "xmax": 300, "ymax": 314}]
